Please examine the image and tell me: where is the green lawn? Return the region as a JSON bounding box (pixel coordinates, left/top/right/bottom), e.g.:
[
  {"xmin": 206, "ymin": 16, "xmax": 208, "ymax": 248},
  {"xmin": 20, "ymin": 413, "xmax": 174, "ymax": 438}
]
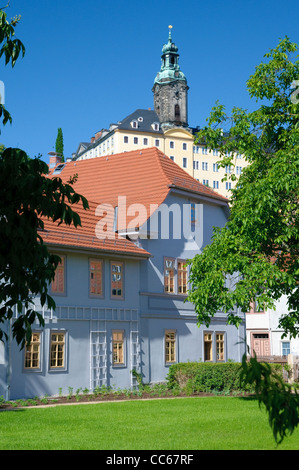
[{"xmin": 1, "ymin": 396, "xmax": 299, "ymax": 450}]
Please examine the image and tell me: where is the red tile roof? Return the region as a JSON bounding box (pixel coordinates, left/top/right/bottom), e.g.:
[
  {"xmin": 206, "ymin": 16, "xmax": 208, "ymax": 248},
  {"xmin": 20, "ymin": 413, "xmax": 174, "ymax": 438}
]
[
  {"xmin": 40, "ymin": 200, "xmax": 151, "ymax": 258},
  {"xmin": 43, "ymin": 147, "xmax": 228, "ymax": 254}
]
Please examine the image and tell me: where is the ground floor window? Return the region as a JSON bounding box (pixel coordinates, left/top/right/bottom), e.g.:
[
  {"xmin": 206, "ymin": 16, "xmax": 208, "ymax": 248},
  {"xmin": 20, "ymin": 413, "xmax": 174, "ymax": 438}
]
[
  {"xmin": 216, "ymin": 333, "xmax": 225, "ymax": 361},
  {"xmin": 165, "ymin": 330, "xmax": 176, "ymax": 364},
  {"xmin": 204, "ymin": 332, "xmax": 225, "ymax": 362},
  {"xmin": 204, "ymin": 333, "xmax": 213, "ymax": 361},
  {"xmin": 112, "ymin": 330, "xmax": 124, "ymax": 365},
  {"xmin": 282, "ymin": 341, "xmax": 290, "ymax": 356},
  {"xmin": 24, "ymin": 332, "xmax": 41, "ymax": 369},
  {"xmin": 50, "ymin": 332, "xmax": 66, "ymax": 369}
]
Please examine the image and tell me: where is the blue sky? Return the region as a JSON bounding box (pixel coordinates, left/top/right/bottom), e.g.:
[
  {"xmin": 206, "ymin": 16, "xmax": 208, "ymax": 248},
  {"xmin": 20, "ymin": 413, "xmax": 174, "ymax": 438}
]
[{"xmin": 1, "ymin": 0, "xmax": 298, "ymax": 162}]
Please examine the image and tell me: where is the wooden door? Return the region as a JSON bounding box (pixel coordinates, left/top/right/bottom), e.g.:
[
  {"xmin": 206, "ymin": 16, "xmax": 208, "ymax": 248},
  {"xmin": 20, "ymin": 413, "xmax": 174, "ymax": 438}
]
[{"xmin": 252, "ymin": 333, "xmax": 270, "ymax": 356}]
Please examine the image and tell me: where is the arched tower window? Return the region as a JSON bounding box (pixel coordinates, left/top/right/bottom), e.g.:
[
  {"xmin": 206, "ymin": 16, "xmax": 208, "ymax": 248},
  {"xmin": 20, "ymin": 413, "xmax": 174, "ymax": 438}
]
[{"xmin": 175, "ymin": 104, "xmax": 180, "ymax": 121}]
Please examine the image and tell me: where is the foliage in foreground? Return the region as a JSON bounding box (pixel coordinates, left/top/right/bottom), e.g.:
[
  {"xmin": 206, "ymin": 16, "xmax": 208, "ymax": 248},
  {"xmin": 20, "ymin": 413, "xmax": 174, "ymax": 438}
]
[
  {"xmin": 240, "ymin": 354, "xmax": 299, "ymax": 444},
  {"xmin": 0, "ymin": 8, "xmax": 89, "ymax": 347},
  {"xmin": 188, "ymin": 36, "xmax": 299, "ymax": 335},
  {"xmin": 187, "ymin": 36, "xmax": 299, "ymax": 444}
]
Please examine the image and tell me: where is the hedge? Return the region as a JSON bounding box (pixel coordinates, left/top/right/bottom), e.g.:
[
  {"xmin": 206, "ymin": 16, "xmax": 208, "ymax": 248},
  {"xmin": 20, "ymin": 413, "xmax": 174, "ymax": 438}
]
[{"xmin": 166, "ymin": 361, "xmax": 283, "ymax": 394}]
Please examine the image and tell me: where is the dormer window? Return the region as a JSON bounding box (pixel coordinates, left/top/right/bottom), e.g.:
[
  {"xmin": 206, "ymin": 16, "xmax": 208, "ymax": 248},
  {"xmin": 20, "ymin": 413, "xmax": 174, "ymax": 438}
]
[
  {"xmin": 131, "ymin": 120, "xmax": 138, "ymax": 129},
  {"xmin": 152, "ymin": 122, "xmax": 159, "ymax": 131}
]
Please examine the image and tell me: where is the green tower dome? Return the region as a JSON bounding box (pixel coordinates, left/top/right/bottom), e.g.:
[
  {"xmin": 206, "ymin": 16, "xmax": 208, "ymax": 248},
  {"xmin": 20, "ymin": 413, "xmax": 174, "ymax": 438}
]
[{"xmin": 154, "ymin": 25, "xmax": 187, "ymax": 85}]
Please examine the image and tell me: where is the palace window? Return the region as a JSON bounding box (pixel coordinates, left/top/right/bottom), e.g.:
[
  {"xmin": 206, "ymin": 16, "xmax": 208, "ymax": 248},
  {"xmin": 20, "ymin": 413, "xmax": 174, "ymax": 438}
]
[
  {"xmin": 134, "ymin": 137, "xmax": 138, "ymax": 144},
  {"xmin": 111, "ymin": 261, "xmax": 124, "ymax": 298},
  {"xmin": 183, "ymin": 158, "xmax": 187, "ymax": 168},
  {"xmin": 50, "ymin": 332, "xmax": 65, "ymax": 369},
  {"xmin": 170, "ymin": 141, "xmax": 174, "ymax": 149},
  {"xmin": 112, "ymin": 330, "xmax": 124, "ymax": 365},
  {"xmin": 182, "ymin": 142, "xmax": 187, "ymax": 150},
  {"xmin": 24, "ymin": 333, "xmax": 41, "ymax": 369},
  {"xmin": 155, "ymin": 139, "xmax": 160, "ymax": 147},
  {"xmin": 124, "ymin": 136, "xmax": 128, "ymax": 143},
  {"xmin": 165, "ymin": 330, "xmax": 176, "ymax": 363},
  {"xmin": 51, "ymin": 256, "xmax": 65, "ymax": 294},
  {"xmin": 89, "ymin": 259, "xmax": 103, "ymax": 296},
  {"xmin": 143, "ymin": 138, "xmax": 148, "ymax": 145},
  {"xmin": 202, "ymin": 161, "xmax": 208, "ymax": 171}
]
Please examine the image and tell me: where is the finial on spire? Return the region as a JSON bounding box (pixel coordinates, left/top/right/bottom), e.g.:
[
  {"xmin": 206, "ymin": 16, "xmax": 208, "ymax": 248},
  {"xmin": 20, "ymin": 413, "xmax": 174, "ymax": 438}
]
[{"xmin": 168, "ymin": 25, "xmax": 173, "ymax": 42}]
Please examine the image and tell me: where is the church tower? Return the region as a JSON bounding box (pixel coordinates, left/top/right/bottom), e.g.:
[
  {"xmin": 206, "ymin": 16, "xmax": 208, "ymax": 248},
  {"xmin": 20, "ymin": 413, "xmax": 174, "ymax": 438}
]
[{"xmin": 152, "ymin": 26, "xmax": 189, "ymax": 130}]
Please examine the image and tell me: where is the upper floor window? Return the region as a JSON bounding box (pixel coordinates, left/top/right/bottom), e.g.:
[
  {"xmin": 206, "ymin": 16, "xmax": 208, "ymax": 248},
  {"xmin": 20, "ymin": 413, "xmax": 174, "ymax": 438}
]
[
  {"xmin": 124, "ymin": 136, "xmax": 128, "ymax": 143},
  {"xmin": 155, "ymin": 139, "xmax": 160, "ymax": 147},
  {"xmin": 182, "ymin": 143, "xmax": 187, "ymax": 150},
  {"xmin": 143, "ymin": 138, "xmax": 148, "ymax": 145},
  {"xmin": 213, "ymin": 163, "xmax": 219, "ymax": 172},
  {"xmin": 170, "ymin": 141, "xmax": 174, "ymax": 149},
  {"xmin": 111, "ymin": 261, "xmax": 124, "ymax": 299},
  {"xmin": 164, "ymin": 258, "xmax": 175, "ymax": 294},
  {"xmin": 202, "ymin": 162, "xmax": 208, "ymax": 171},
  {"xmin": 193, "ymin": 161, "xmax": 199, "ymax": 170},
  {"xmin": 170, "ymin": 156, "xmax": 174, "ymax": 161},
  {"xmin": 203, "ymin": 179, "xmax": 209, "ymax": 186},
  {"xmin": 213, "ymin": 181, "xmax": 219, "ymax": 189},
  {"xmin": 177, "ymin": 260, "xmax": 188, "ymax": 294},
  {"xmin": 51, "ymin": 256, "xmax": 65, "ymax": 295},
  {"xmin": 202, "ymin": 147, "xmax": 207, "ymax": 155},
  {"xmin": 90, "ymin": 259, "xmax": 103, "ymax": 297},
  {"xmin": 183, "ymin": 158, "xmax": 187, "ymax": 168},
  {"xmin": 134, "ymin": 137, "xmax": 138, "ymax": 144}
]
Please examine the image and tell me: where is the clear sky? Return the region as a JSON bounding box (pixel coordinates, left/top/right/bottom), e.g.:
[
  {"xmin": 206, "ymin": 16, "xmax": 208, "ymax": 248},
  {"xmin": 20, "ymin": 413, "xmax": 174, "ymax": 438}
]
[{"xmin": 1, "ymin": 0, "xmax": 298, "ymax": 162}]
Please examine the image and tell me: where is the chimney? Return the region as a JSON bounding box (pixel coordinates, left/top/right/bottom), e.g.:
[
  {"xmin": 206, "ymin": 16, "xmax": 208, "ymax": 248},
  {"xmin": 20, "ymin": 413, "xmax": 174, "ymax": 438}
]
[{"xmin": 48, "ymin": 151, "xmax": 62, "ymax": 169}]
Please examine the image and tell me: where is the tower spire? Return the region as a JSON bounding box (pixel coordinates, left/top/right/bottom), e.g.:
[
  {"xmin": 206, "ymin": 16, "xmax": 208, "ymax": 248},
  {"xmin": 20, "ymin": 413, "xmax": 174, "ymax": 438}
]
[{"xmin": 152, "ymin": 26, "xmax": 189, "ymax": 129}]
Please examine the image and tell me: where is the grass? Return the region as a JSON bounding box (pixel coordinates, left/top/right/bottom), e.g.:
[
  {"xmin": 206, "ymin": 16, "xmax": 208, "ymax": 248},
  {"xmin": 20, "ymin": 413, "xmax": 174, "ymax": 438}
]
[{"xmin": 1, "ymin": 396, "xmax": 299, "ymax": 450}]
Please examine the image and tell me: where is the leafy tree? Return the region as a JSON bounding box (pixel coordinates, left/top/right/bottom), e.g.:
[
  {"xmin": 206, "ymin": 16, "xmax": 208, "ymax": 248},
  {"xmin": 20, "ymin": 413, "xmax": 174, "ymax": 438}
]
[
  {"xmin": 55, "ymin": 127, "xmax": 64, "ymax": 162},
  {"xmin": 187, "ymin": 37, "xmax": 299, "ymax": 442},
  {"xmin": 0, "ymin": 7, "xmax": 89, "ymax": 347},
  {"xmin": 0, "ymin": 7, "xmax": 25, "ymax": 128}
]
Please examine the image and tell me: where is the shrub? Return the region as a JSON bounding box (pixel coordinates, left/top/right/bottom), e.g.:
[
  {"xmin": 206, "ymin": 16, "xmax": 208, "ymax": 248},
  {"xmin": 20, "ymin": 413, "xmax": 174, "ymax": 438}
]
[{"xmin": 166, "ymin": 361, "xmax": 283, "ymax": 394}]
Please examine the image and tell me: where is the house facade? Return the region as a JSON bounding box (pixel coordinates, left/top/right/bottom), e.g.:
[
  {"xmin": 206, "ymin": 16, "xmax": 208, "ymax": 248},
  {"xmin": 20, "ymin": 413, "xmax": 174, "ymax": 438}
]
[
  {"xmin": 0, "ymin": 147, "xmax": 246, "ymax": 400},
  {"xmin": 246, "ymin": 296, "xmax": 299, "ymax": 358}
]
